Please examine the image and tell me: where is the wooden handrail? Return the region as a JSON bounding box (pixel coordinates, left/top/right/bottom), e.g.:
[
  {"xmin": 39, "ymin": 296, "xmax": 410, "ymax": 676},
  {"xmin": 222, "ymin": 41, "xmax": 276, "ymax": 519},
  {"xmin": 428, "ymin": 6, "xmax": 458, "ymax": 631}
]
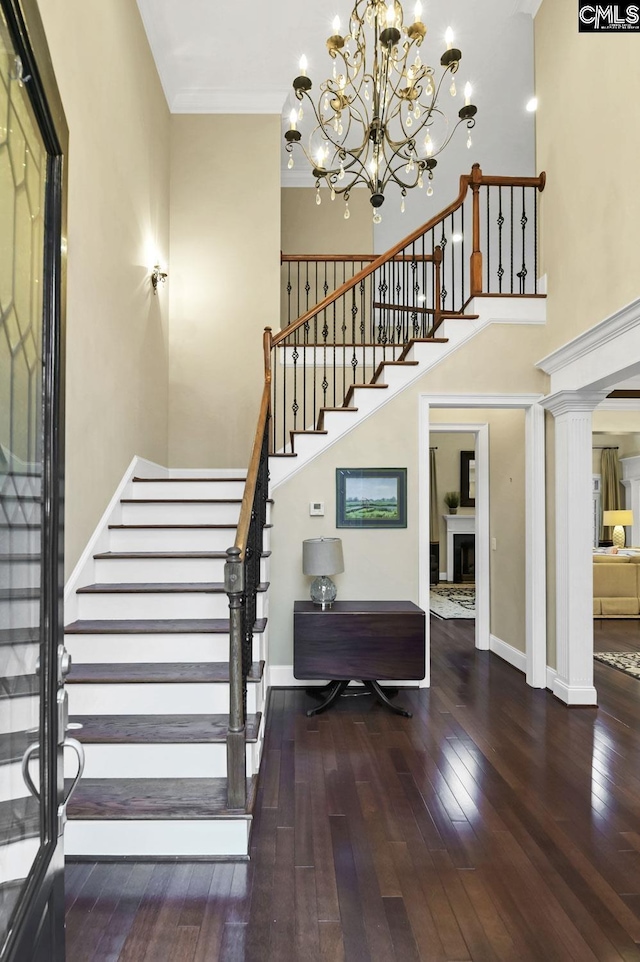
[
  {"xmin": 274, "ymin": 165, "xmax": 546, "ymax": 347},
  {"xmin": 273, "ymin": 175, "xmax": 469, "ymax": 348},
  {"xmin": 234, "ymin": 379, "xmax": 270, "ymax": 561},
  {"xmin": 281, "ymin": 253, "xmax": 438, "ymax": 263}
]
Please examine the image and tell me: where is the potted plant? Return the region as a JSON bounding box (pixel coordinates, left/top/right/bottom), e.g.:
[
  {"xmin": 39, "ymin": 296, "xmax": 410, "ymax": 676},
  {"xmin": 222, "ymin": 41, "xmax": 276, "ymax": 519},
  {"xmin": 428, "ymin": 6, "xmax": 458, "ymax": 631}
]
[{"xmin": 444, "ymin": 491, "xmax": 460, "ymax": 515}]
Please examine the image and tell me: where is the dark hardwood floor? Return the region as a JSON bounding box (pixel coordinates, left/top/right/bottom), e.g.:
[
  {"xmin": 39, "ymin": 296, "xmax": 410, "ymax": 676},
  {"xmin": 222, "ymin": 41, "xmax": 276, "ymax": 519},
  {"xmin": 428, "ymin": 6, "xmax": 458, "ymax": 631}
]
[{"xmin": 65, "ymin": 618, "xmax": 640, "ymax": 961}]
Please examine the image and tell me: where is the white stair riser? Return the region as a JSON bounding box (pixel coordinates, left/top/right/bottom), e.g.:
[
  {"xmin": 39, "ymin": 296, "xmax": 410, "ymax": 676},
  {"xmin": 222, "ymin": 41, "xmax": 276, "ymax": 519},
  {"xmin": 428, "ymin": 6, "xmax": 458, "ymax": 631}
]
[
  {"xmin": 0, "ymin": 562, "xmax": 40, "ymax": 591},
  {"xmin": 0, "ymin": 530, "xmax": 41, "ymax": 556},
  {"xmin": 67, "ymin": 681, "xmax": 262, "ymax": 715},
  {"xmin": 1, "ymin": 838, "xmax": 40, "ymax": 885},
  {"xmin": 75, "ymin": 591, "xmax": 266, "ymax": 622},
  {"xmin": 93, "ymin": 556, "xmax": 269, "ymax": 584},
  {"xmin": 0, "ymin": 598, "xmax": 39, "ymax": 630},
  {"xmin": 63, "ymin": 741, "xmax": 254, "ymax": 779},
  {"xmin": 0, "ymin": 643, "xmax": 38, "ymax": 677},
  {"xmin": 129, "ymin": 481, "xmax": 246, "ymax": 500},
  {"xmin": 121, "ymin": 503, "xmax": 244, "ymax": 527},
  {"xmin": 108, "ymin": 528, "xmax": 260, "ymax": 553},
  {"xmin": 64, "ymin": 818, "xmax": 250, "ymax": 858},
  {"xmin": 63, "ymin": 632, "xmax": 264, "ymax": 665},
  {"xmin": 0, "ymin": 695, "xmax": 38, "ymax": 734},
  {"xmin": 0, "ymin": 761, "xmax": 33, "ymax": 803}
]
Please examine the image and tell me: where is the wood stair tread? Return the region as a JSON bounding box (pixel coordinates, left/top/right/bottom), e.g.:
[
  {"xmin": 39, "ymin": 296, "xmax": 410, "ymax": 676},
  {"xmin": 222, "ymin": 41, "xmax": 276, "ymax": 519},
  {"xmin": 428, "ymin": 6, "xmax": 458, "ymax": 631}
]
[
  {"xmin": 0, "ymin": 674, "xmax": 38, "ymax": 699},
  {"xmin": 0, "ymin": 587, "xmax": 39, "ymax": 601},
  {"xmin": 67, "ymin": 776, "xmax": 256, "ymax": 820},
  {"xmin": 0, "ymin": 627, "xmax": 39, "ymax": 646},
  {"xmin": 64, "ymin": 617, "xmax": 268, "ymax": 635},
  {"xmin": 76, "ymin": 581, "xmax": 269, "ymax": 594},
  {"xmin": 66, "ymin": 661, "xmax": 264, "ymax": 684},
  {"xmin": 68, "ymin": 712, "xmax": 262, "ymax": 744},
  {"xmin": 92, "ymin": 550, "xmax": 272, "ymax": 560},
  {"xmin": 0, "ymin": 795, "xmax": 39, "ymax": 843},
  {"xmin": 0, "ymin": 729, "xmax": 33, "ymax": 766}
]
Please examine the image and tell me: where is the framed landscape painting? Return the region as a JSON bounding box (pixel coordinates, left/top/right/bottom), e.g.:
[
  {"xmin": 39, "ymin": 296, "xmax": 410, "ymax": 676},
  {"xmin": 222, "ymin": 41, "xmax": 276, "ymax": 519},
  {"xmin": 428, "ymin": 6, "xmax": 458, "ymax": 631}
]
[{"xmin": 336, "ymin": 468, "xmax": 407, "ymax": 528}]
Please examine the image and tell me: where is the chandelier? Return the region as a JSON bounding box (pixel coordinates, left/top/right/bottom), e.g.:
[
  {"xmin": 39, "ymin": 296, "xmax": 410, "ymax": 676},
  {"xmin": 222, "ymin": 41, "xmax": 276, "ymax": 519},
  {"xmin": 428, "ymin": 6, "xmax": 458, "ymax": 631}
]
[{"xmin": 284, "ymin": 1, "xmax": 477, "ymax": 222}]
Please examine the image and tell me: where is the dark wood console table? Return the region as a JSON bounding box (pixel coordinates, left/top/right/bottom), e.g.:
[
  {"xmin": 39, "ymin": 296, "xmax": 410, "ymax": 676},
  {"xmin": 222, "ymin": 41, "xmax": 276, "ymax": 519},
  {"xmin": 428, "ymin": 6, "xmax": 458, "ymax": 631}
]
[{"xmin": 293, "ymin": 600, "xmax": 425, "ymax": 717}]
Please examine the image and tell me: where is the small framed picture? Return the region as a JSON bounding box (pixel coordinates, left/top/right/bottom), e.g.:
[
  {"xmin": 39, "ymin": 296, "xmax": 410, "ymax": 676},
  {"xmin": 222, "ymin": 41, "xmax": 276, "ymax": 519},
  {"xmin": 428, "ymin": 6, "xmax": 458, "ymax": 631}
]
[{"xmin": 336, "ymin": 468, "xmax": 407, "ymax": 529}]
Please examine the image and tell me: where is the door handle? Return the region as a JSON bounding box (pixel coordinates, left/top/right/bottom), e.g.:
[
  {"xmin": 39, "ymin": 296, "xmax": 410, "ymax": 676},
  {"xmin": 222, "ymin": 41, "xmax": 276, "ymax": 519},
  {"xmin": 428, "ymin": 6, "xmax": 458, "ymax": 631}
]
[
  {"xmin": 21, "ymin": 742, "xmax": 40, "ymax": 801},
  {"xmin": 58, "ymin": 737, "xmax": 85, "ymax": 835}
]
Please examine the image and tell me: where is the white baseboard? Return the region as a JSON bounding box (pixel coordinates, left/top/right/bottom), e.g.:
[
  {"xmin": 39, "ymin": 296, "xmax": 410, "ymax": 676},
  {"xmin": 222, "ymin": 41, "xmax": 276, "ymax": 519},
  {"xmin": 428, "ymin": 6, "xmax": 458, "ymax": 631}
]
[
  {"xmin": 268, "ymin": 665, "xmax": 419, "ymax": 688},
  {"xmin": 64, "ymin": 456, "xmax": 167, "ymax": 623},
  {"xmin": 490, "ymin": 634, "xmax": 527, "ymax": 673},
  {"xmin": 546, "ymin": 666, "xmax": 557, "ymax": 691},
  {"xmin": 439, "ymin": 572, "xmax": 447, "ymax": 582}
]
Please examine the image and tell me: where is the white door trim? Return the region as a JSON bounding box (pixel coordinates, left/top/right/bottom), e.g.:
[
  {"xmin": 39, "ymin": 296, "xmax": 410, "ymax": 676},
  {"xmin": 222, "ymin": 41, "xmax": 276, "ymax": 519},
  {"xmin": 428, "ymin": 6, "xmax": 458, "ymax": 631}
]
[{"xmin": 419, "ymin": 394, "xmax": 547, "ymax": 690}]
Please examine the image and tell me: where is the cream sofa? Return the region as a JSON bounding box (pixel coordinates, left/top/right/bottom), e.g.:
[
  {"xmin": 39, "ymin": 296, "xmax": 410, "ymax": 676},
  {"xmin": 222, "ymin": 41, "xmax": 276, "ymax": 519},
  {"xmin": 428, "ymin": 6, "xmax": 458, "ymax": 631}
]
[{"xmin": 593, "ymin": 554, "xmax": 640, "ymax": 617}]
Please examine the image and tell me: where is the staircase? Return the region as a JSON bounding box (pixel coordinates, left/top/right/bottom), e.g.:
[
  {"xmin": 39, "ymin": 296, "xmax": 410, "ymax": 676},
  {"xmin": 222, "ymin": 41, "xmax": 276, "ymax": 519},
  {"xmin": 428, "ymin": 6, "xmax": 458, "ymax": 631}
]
[
  {"xmin": 62, "ymin": 474, "xmax": 270, "ymax": 858},
  {"xmin": 55, "ymin": 164, "xmax": 546, "ymax": 861}
]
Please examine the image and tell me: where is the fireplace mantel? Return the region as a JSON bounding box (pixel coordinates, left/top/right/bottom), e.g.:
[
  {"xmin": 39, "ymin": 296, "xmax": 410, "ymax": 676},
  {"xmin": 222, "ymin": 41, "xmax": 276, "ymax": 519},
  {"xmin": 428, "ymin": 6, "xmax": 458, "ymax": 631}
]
[{"xmin": 443, "ymin": 514, "xmax": 475, "ymax": 582}]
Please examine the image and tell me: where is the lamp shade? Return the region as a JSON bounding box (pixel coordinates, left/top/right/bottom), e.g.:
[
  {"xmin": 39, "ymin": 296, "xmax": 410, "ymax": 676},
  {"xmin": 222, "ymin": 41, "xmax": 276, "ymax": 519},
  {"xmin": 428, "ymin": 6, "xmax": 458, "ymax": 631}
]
[
  {"xmin": 302, "ymin": 538, "xmax": 344, "ymax": 576},
  {"xmin": 603, "ymin": 510, "xmax": 633, "ymax": 526}
]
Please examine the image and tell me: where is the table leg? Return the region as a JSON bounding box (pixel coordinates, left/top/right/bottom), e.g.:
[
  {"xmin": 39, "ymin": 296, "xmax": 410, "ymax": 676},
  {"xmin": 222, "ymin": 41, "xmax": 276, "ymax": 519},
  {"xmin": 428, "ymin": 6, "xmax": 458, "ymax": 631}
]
[
  {"xmin": 306, "ymin": 680, "xmax": 349, "ymax": 717},
  {"xmin": 363, "ymin": 680, "xmax": 412, "ymax": 718}
]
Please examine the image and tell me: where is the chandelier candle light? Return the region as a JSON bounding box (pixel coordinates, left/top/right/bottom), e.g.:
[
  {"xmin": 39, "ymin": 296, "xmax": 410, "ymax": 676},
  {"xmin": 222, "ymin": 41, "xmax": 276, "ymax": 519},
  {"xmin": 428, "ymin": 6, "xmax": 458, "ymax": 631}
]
[{"xmin": 285, "ymin": 1, "xmax": 477, "ymax": 222}]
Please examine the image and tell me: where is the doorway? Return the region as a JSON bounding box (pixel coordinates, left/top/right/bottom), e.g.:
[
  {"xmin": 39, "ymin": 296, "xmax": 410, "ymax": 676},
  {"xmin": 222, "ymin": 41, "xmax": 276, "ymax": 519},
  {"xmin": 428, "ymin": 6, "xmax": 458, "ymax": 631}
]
[{"xmin": 0, "ymin": 2, "xmax": 69, "ymax": 960}]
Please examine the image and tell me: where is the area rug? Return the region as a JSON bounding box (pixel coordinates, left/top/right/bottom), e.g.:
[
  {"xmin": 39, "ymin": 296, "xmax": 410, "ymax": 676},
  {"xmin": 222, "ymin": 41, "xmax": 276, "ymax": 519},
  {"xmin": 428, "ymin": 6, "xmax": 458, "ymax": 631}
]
[
  {"xmin": 429, "ymin": 583, "xmax": 475, "ymax": 619},
  {"xmin": 594, "ymin": 651, "xmax": 640, "ymax": 679}
]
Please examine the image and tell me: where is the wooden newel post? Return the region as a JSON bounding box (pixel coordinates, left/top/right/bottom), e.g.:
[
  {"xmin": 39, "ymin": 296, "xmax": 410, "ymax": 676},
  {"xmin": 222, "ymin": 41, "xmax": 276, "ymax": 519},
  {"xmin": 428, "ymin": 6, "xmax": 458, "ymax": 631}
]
[
  {"xmin": 263, "ymin": 327, "xmax": 272, "ymax": 382},
  {"xmin": 224, "ymin": 546, "xmax": 246, "ymax": 810},
  {"xmin": 470, "ymin": 163, "xmax": 483, "ymax": 298}
]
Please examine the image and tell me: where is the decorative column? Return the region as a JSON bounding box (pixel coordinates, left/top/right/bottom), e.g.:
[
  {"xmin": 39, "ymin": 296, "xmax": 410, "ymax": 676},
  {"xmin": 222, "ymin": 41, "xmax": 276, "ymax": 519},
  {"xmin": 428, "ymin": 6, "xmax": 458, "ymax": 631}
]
[{"xmin": 543, "ymin": 390, "xmax": 607, "ymax": 706}]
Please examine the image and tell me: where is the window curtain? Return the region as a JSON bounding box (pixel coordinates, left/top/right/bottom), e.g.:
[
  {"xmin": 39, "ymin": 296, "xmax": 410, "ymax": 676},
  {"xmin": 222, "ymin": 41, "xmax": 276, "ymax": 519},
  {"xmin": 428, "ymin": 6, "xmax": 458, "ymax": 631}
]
[
  {"xmin": 429, "ymin": 447, "xmax": 439, "ymax": 542},
  {"xmin": 600, "ymin": 448, "xmax": 621, "ymax": 542}
]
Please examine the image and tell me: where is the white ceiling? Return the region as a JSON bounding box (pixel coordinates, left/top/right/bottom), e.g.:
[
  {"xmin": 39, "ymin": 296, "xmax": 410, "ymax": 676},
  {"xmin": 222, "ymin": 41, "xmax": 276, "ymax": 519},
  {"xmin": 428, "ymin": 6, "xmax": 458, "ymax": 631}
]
[
  {"xmin": 137, "ymin": 0, "xmax": 539, "ymax": 114},
  {"xmin": 137, "ymin": 0, "xmax": 540, "ymax": 241}
]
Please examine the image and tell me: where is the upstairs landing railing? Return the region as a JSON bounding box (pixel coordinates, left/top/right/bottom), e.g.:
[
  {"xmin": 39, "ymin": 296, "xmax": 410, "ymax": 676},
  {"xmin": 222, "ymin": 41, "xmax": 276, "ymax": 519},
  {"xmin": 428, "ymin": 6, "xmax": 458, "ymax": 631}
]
[{"xmin": 224, "ymin": 164, "xmax": 545, "ymax": 808}]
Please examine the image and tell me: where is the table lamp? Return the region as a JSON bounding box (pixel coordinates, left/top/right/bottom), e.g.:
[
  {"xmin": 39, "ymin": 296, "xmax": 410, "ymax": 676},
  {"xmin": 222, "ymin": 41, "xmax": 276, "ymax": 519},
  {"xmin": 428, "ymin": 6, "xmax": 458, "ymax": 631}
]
[
  {"xmin": 603, "ymin": 509, "xmax": 634, "ymax": 549},
  {"xmin": 302, "ymin": 537, "xmax": 344, "ymax": 609}
]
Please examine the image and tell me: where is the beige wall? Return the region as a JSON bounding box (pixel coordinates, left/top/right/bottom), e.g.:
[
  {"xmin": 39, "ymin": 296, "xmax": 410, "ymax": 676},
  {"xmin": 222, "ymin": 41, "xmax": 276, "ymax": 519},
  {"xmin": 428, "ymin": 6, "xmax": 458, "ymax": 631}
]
[
  {"xmin": 168, "ymin": 116, "xmax": 280, "ymax": 468},
  {"xmin": 269, "ymin": 324, "xmax": 541, "ymax": 667},
  {"xmin": 536, "ymin": 1, "xmax": 640, "ymax": 350},
  {"xmin": 281, "ymin": 188, "xmax": 373, "ymax": 255},
  {"xmin": 37, "ymin": 0, "xmax": 171, "ymax": 573}
]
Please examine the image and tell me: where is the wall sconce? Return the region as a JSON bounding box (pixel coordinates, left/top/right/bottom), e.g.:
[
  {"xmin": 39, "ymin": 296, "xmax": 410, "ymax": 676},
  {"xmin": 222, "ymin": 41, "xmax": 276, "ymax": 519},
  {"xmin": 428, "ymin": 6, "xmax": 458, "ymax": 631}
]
[{"xmin": 151, "ymin": 264, "xmax": 168, "ymax": 294}]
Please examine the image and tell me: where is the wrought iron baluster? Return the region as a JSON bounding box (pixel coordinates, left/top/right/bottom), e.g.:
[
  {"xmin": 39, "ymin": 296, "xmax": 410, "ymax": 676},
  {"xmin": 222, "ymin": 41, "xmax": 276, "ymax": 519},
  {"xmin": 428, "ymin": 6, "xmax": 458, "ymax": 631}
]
[
  {"xmin": 286, "ymin": 263, "xmax": 292, "ymax": 326},
  {"xmin": 292, "ymin": 328, "xmax": 299, "ymax": 433},
  {"xmin": 439, "ymin": 222, "xmax": 447, "ymax": 313},
  {"xmin": 534, "ymin": 188, "xmax": 538, "ymax": 294},
  {"xmin": 333, "ymin": 262, "xmax": 337, "ymax": 407},
  {"xmin": 510, "ymin": 185, "xmax": 514, "ymax": 294},
  {"xmin": 351, "ymin": 287, "xmax": 358, "ymax": 387},
  {"xmin": 304, "ymin": 262, "xmax": 310, "ymax": 314},
  {"xmin": 518, "ymin": 185, "xmax": 528, "ymax": 294},
  {"xmin": 497, "ymin": 186, "xmax": 504, "ymax": 294},
  {"xmin": 297, "ymin": 262, "xmax": 300, "ymax": 322},
  {"xmin": 450, "ymin": 212, "xmax": 455, "ymax": 313},
  {"xmin": 461, "ymin": 202, "xmax": 465, "ymax": 307},
  {"xmin": 486, "ymin": 187, "xmax": 490, "ymax": 294}
]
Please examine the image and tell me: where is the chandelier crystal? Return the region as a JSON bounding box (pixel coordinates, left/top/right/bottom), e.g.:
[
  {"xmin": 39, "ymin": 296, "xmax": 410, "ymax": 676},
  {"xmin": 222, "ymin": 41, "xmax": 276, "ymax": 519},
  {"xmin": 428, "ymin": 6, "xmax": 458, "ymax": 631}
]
[{"xmin": 284, "ymin": 1, "xmax": 477, "ymax": 220}]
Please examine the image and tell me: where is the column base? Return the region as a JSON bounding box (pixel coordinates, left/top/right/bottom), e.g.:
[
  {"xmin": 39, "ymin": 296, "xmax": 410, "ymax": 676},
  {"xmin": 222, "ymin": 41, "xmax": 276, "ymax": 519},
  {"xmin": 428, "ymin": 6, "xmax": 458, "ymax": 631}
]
[{"xmin": 552, "ymin": 678, "xmax": 598, "ymax": 706}]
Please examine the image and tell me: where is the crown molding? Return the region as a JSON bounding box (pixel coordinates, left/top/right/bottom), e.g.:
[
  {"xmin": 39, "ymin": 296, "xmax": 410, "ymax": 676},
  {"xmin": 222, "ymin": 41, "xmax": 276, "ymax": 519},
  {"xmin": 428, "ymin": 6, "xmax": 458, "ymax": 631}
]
[
  {"xmin": 541, "ymin": 390, "xmax": 608, "ymax": 417},
  {"xmin": 537, "ymin": 296, "xmax": 640, "ymax": 377},
  {"xmin": 171, "ymin": 88, "xmax": 287, "ymax": 114},
  {"xmin": 281, "ymin": 168, "xmax": 318, "ymax": 188}
]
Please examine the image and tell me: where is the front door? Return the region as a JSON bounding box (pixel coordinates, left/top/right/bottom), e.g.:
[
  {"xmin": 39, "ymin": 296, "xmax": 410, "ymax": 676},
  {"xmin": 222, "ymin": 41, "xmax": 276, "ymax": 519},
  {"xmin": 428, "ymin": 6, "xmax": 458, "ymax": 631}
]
[{"xmin": 0, "ymin": 2, "xmax": 69, "ymax": 960}]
